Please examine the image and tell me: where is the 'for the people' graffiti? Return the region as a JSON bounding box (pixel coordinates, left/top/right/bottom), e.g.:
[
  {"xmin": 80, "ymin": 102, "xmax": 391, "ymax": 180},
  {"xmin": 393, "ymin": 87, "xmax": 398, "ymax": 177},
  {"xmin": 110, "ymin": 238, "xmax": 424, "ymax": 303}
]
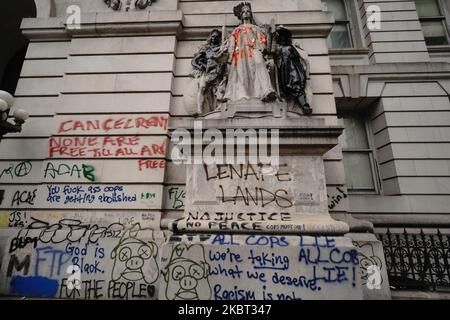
[{"xmin": 2, "ymin": 223, "xmax": 164, "ymax": 300}]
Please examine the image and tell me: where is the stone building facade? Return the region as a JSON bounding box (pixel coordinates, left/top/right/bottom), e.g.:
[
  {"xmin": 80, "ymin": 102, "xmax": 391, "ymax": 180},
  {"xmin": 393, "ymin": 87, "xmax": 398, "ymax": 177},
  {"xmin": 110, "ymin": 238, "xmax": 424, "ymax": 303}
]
[{"xmin": 0, "ymin": 0, "xmax": 449, "ymax": 299}]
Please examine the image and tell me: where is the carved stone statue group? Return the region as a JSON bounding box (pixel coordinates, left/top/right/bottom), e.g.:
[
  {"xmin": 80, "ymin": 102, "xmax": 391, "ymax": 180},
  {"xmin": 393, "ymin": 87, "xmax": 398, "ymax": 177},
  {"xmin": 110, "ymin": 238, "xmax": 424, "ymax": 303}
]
[{"xmin": 185, "ymin": 2, "xmax": 312, "ymax": 117}]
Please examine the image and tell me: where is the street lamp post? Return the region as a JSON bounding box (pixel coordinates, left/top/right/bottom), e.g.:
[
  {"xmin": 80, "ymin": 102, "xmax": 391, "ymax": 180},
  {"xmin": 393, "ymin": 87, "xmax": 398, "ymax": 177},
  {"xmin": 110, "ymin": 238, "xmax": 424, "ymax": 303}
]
[{"xmin": 0, "ymin": 90, "xmax": 29, "ymax": 142}]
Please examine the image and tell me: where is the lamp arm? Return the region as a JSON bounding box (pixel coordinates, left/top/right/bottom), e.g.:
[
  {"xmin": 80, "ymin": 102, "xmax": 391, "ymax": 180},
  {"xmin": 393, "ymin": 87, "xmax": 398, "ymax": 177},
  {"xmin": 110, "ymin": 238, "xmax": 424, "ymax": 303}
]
[{"xmin": 0, "ymin": 120, "xmax": 23, "ymax": 136}]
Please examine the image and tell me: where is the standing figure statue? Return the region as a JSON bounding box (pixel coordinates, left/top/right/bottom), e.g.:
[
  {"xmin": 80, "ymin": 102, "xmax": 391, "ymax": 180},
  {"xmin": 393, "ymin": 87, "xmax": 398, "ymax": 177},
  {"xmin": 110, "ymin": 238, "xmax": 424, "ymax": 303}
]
[
  {"xmin": 185, "ymin": 29, "xmax": 227, "ymax": 116},
  {"xmin": 222, "ymin": 2, "xmax": 276, "ymax": 103},
  {"xmin": 275, "ymin": 26, "xmax": 313, "ymax": 115}
]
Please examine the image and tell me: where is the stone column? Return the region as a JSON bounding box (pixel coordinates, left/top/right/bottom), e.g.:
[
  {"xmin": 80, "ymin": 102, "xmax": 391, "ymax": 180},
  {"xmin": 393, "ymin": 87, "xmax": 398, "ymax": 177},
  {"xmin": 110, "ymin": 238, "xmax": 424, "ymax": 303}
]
[
  {"xmin": 358, "ymin": 0, "xmax": 430, "ymax": 63},
  {"xmin": 172, "ymin": 117, "xmax": 349, "ymax": 235}
]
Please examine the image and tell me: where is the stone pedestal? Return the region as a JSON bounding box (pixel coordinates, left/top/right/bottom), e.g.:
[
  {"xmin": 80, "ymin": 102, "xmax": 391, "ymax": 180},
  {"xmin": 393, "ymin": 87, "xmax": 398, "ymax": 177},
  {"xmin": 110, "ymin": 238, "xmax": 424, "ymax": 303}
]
[
  {"xmin": 159, "ymin": 234, "xmax": 362, "ymax": 300},
  {"xmin": 170, "ymin": 117, "xmax": 349, "ymax": 236},
  {"xmin": 204, "ymin": 98, "xmax": 307, "ymax": 120},
  {"xmin": 348, "ymin": 233, "xmax": 391, "ymax": 300},
  {"xmin": 219, "ymin": 99, "xmax": 287, "ymax": 119},
  {"xmin": 166, "ymin": 114, "xmax": 364, "ymax": 300}
]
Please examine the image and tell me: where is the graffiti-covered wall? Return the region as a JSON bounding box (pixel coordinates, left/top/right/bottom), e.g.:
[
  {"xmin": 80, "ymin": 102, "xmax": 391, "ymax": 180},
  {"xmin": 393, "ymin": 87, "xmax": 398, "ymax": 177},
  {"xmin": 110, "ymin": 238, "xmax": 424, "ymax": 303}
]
[
  {"xmin": 1, "ymin": 225, "xmax": 363, "ymax": 300},
  {"xmin": 0, "ymin": 0, "xmax": 394, "ymax": 300}
]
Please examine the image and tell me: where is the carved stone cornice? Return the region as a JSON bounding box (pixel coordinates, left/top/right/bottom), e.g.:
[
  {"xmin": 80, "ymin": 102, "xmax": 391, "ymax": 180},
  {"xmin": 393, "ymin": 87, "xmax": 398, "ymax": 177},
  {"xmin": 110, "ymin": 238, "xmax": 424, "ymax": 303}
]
[
  {"xmin": 21, "ymin": 7, "xmax": 333, "ymax": 41},
  {"xmin": 180, "ymin": 24, "xmax": 333, "ymax": 41},
  {"xmin": 180, "ymin": 11, "xmax": 334, "ymax": 41},
  {"xmin": 21, "ymin": 10, "xmax": 183, "ymax": 40},
  {"xmin": 332, "ymin": 62, "xmax": 450, "ymax": 100},
  {"xmin": 169, "ymin": 117, "xmax": 344, "ymax": 156}
]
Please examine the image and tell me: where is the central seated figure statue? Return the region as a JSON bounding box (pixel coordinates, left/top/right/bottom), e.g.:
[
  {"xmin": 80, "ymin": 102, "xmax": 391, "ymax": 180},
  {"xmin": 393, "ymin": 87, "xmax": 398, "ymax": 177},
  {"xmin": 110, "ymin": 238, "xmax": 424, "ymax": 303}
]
[{"xmin": 221, "ymin": 2, "xmax": 277, "ymax": 103}]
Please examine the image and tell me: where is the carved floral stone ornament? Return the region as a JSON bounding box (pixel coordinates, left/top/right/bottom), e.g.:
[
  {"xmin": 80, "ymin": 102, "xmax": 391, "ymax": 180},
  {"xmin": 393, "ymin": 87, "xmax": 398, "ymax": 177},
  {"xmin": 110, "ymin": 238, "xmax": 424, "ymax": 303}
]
[
  {"xmin": 184, "ymin": 2, "xmax": 313, "ymax": 118},
  {"xmin": 103, "ymin": 0, "xmax": 156, "ymax": 11}
]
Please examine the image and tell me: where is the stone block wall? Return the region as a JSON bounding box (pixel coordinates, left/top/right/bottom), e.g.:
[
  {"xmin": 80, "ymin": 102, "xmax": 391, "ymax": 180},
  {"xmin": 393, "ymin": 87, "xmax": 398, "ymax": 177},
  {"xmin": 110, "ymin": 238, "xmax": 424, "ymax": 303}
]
[
  {"xmin": 332, "ymin": 0, "xmax": 450, "ymax": 227},
  {"xmin": 0, "ymin": 0, "xmax": 350, "ymax": 231},
  {"xmin": 7, "ymin": 0, "xmax": 449, "ymax": 299}
]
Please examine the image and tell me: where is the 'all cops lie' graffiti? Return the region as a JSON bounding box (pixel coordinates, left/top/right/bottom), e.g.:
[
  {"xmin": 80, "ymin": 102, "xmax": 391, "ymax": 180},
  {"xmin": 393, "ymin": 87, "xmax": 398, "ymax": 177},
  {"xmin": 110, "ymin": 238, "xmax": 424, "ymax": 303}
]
[
  {"xmin": 1, "ymin": 233, "xmax": 362, "ymax": 300},
  {"xmin": 159, "ymin": 235, "xmax": 362, "ymax": 300},
  {"xmin": 1, "ymin": 224, "xmax": 166, "ymax": 300}
]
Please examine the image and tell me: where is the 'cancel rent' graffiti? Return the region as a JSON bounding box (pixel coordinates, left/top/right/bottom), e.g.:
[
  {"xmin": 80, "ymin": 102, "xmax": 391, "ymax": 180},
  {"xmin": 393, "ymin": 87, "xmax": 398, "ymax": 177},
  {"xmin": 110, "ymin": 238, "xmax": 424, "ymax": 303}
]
[{"xmin": 57, "ymin": 115, "xmax": 168, "ymax": 135}]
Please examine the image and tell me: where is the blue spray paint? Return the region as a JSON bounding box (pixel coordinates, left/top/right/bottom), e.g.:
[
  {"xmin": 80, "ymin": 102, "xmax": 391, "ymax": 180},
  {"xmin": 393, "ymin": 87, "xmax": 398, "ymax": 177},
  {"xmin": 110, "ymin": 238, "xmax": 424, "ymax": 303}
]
[{"xmin": 10, "ymin": 276, "xmax": 59, "ymax": 298}]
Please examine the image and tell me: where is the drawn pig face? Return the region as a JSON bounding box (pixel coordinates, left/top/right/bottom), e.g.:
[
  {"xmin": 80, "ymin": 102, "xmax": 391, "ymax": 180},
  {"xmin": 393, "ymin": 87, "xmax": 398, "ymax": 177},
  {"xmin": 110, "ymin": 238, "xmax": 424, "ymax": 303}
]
[
  {"xmin": 111, "ymin": 231, "xmax": 159, "ymax": 284},
  {"xmin": 163, "ymin": 244, "xmax": 211, "ymax": 300},
  {"xmin": 104, "ymin": 0, "xmax": 122, "ymax": 11},
  {"xmin": 354, "ymin": 242, "xmax": 383, "ymax": 284}
]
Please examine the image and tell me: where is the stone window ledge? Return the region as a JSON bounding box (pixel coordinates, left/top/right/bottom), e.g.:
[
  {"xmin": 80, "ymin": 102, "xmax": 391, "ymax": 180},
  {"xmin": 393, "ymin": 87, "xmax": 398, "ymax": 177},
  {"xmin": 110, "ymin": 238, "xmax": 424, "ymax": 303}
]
[
  {"xmin": 427, "ymin": 45, "xmax": 450, "ymax": 53},
  {"xmin": 391, "ymin": 289, "xmax": 450, "ymax": 300},
  {"xmin": 329, "ymin": 48, "xmax": 370, "ymax": 55}
]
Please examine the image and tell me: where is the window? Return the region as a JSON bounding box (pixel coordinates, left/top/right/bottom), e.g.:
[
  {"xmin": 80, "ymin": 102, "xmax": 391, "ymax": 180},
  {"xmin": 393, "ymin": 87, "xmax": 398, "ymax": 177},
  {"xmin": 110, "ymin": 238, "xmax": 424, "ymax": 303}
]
[
  {"xmin": 322, "ymin": 0, "xmax": 352, "ymax": 48},
  {"xmin": 338, "ymin": 114, "xmax": 380, "ymax": 193},
  {"xmin": 415, "ymin": 0, "xmax": 449, "ymax": 45}
]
